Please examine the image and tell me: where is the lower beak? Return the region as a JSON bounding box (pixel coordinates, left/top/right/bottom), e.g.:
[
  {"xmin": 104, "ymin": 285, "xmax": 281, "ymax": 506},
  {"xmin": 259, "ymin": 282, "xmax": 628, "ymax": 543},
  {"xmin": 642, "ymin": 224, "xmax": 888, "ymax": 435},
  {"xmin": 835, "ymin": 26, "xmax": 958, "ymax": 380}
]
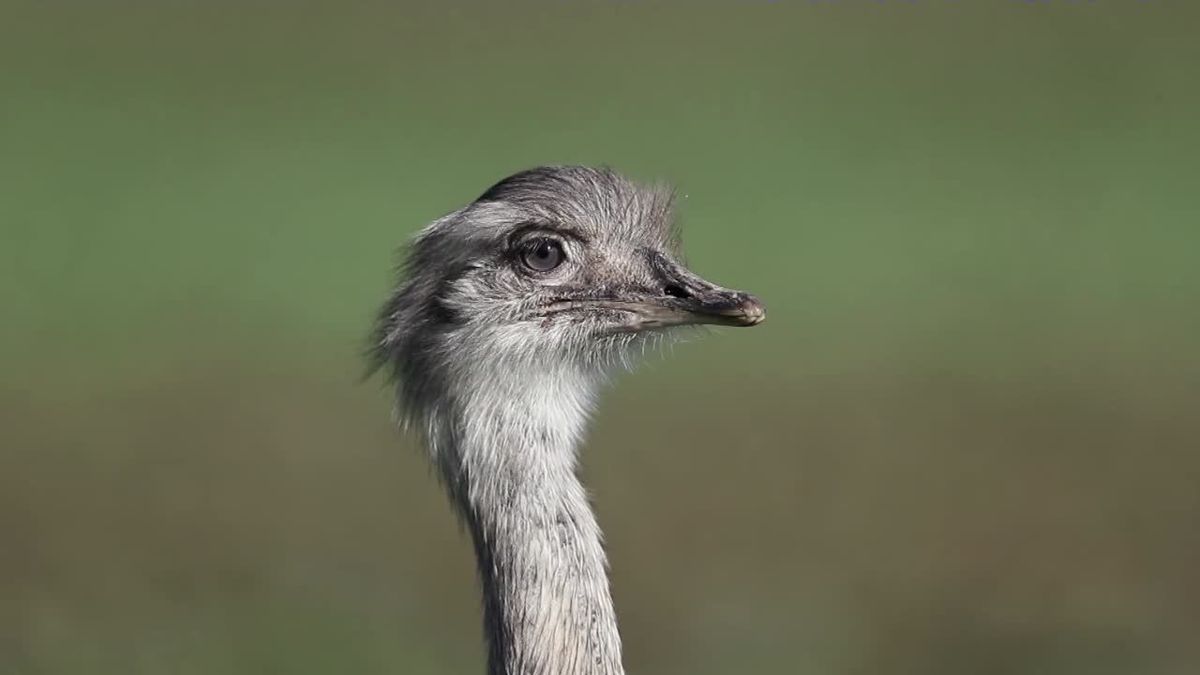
[{"xmin": 606, "ymin": 292, "xmax": 765, "ymax": 329}]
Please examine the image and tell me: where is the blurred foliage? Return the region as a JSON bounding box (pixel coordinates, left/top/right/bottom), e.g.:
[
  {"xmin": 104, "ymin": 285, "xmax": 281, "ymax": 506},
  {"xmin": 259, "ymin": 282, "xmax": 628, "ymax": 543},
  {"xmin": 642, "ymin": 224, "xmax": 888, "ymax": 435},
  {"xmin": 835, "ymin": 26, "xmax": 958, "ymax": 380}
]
[{"xmin": 2, "ymin": 2, "xmax": 1199, "ymax": 674}]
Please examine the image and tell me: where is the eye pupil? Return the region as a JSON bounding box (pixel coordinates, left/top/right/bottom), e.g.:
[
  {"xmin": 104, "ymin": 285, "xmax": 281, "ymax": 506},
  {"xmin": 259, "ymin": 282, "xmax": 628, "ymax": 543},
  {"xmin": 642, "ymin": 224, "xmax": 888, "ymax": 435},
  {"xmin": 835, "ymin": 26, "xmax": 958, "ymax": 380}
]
[{"xmin": 521, "ymin": 238, "xmax": 564, "ymax": 272}]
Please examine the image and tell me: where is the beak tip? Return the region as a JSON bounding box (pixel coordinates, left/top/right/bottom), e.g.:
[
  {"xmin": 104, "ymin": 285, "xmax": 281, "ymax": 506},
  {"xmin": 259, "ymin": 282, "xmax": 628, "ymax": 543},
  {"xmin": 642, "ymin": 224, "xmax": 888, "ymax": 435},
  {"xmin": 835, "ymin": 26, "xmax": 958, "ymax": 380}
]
[{"xmin": 736, "ymin": 295, "xmax": 766, "ymax": 327}]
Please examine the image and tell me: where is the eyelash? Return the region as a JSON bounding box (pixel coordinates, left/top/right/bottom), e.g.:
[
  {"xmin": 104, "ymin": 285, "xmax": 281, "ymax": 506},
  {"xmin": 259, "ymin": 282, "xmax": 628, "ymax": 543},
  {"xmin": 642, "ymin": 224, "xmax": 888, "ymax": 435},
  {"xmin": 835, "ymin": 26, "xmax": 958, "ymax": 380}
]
[{"xmin": 507, "ymin": 228, "xmax": 565, "ymax": 258}]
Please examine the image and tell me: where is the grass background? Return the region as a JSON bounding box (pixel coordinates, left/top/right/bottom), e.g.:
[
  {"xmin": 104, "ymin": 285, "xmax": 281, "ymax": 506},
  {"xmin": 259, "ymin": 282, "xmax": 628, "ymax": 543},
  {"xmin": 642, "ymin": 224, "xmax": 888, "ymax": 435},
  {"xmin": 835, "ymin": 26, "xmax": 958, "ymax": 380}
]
[{"xmin": 2, "ymin": 2, "xmax": 1198, "ymax": 673}]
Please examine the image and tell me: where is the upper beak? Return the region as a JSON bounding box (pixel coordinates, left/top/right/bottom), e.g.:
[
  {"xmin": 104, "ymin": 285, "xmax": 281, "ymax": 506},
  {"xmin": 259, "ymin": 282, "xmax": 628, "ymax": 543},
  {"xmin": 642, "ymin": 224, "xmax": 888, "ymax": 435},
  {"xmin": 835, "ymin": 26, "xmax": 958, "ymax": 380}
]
[
  {"xmin": 634, "ymin": 254, "xmax": 765, "ymax": 329},
  {"xmin": 543, "ymin": 255, "xmax": 765, "ymax": 331},
  {"xmin": 672, "ymin": 290, "xmax": 766, "ymax": 327}
]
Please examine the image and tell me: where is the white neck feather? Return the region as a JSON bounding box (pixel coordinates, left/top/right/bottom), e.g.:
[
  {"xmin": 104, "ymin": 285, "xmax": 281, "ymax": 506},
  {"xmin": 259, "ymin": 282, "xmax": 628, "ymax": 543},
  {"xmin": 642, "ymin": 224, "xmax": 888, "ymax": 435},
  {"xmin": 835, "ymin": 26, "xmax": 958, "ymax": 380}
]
[{"xmin": 426, "ymin": 361, "xmax": 625, "ymax": 675}]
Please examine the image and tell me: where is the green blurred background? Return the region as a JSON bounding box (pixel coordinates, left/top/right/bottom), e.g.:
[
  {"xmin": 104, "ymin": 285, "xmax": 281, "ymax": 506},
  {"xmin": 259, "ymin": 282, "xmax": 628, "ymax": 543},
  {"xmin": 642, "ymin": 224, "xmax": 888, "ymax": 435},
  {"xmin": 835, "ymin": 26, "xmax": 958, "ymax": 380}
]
[{"xmin": 3, "ymin": 2, "xmax": 1198, "ymax": 673}]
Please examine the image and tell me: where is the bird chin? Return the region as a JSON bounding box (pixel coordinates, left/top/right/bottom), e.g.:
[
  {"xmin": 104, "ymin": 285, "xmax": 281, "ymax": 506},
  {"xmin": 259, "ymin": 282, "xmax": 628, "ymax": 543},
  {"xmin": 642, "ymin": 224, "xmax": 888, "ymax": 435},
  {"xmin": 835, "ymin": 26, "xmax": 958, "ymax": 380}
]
[{"xmin": 534, "ymin": 301, "xmax": 686, "ymax": 336}]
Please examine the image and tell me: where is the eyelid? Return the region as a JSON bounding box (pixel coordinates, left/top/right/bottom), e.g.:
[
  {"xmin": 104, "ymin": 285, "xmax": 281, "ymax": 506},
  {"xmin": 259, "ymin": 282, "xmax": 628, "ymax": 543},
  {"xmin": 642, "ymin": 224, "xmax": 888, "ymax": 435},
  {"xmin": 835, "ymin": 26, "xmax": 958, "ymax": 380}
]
[{"xmin": 508, "ymin": 223, "xmax": 588, "ymax": 249}]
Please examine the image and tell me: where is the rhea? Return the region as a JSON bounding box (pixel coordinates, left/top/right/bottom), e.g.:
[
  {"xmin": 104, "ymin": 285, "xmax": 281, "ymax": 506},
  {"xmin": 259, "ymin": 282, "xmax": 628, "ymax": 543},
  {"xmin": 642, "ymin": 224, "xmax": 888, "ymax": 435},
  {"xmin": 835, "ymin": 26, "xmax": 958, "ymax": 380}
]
[{"xmin": 372, "ymin": 166, "xmax": 764, "ymax": 675}]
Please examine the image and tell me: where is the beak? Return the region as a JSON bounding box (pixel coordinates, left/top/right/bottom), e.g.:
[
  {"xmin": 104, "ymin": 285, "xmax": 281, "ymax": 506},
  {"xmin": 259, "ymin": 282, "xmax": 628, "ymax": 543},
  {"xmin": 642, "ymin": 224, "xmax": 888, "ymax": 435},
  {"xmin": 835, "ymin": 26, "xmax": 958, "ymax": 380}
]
[
  {"xmin": 544, "ymin": 254, "xmax": 765, "ymax": 331},
  {"xmin": 634, "ymin": 254, "xmax": 765, "ymax": 329}
]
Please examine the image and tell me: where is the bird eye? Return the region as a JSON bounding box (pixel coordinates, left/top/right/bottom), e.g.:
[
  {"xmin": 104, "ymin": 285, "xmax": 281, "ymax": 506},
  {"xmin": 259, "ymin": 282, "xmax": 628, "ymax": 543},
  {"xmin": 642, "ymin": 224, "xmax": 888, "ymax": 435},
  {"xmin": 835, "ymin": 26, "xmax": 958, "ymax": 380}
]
[{"xmin": 520, "ymin": 238, "xmax": 565, "ymax": 273}]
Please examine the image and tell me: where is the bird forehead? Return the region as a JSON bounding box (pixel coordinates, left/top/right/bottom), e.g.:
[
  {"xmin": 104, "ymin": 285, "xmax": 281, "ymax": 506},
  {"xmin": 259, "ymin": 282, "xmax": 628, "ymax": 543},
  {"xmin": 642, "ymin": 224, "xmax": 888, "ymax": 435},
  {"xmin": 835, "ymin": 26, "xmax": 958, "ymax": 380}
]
[{"xmin": 469, "ymin": 166, "xmax": 677, "ymax": 249}]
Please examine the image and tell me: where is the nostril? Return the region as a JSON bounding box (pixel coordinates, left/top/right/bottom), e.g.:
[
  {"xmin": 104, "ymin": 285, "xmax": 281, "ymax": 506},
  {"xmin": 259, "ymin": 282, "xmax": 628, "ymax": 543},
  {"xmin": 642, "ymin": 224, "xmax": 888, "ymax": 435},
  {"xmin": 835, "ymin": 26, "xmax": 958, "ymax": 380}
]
[{"xmin": 663, "ymin": 284, "xmax": 690, "ymax": 299}]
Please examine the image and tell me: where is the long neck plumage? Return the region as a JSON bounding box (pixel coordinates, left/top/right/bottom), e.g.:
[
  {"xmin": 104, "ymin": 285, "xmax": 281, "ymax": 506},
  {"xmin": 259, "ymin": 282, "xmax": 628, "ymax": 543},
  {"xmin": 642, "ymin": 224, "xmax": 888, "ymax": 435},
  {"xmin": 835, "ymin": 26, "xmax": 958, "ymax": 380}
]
[{"xmin": 424, "ymin": 362, "xmax": 625, "ymax": 675}]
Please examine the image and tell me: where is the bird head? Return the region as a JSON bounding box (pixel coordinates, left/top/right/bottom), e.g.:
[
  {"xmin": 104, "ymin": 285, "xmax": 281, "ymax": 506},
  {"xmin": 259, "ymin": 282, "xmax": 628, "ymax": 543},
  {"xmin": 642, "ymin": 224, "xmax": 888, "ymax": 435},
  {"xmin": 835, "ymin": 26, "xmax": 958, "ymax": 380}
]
[{"xmin": 373, "ymin": 166, "xmax": 764, "ymax": 403}]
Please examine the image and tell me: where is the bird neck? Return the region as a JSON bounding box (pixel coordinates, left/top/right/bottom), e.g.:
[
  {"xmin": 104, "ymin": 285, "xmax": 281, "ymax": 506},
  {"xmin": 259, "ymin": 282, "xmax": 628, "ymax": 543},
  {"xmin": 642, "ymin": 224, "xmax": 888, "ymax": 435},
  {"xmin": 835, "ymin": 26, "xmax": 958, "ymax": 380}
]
[{"xmin": 434, "ymin": 365, "xmax": 625, "ymax": 675}]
